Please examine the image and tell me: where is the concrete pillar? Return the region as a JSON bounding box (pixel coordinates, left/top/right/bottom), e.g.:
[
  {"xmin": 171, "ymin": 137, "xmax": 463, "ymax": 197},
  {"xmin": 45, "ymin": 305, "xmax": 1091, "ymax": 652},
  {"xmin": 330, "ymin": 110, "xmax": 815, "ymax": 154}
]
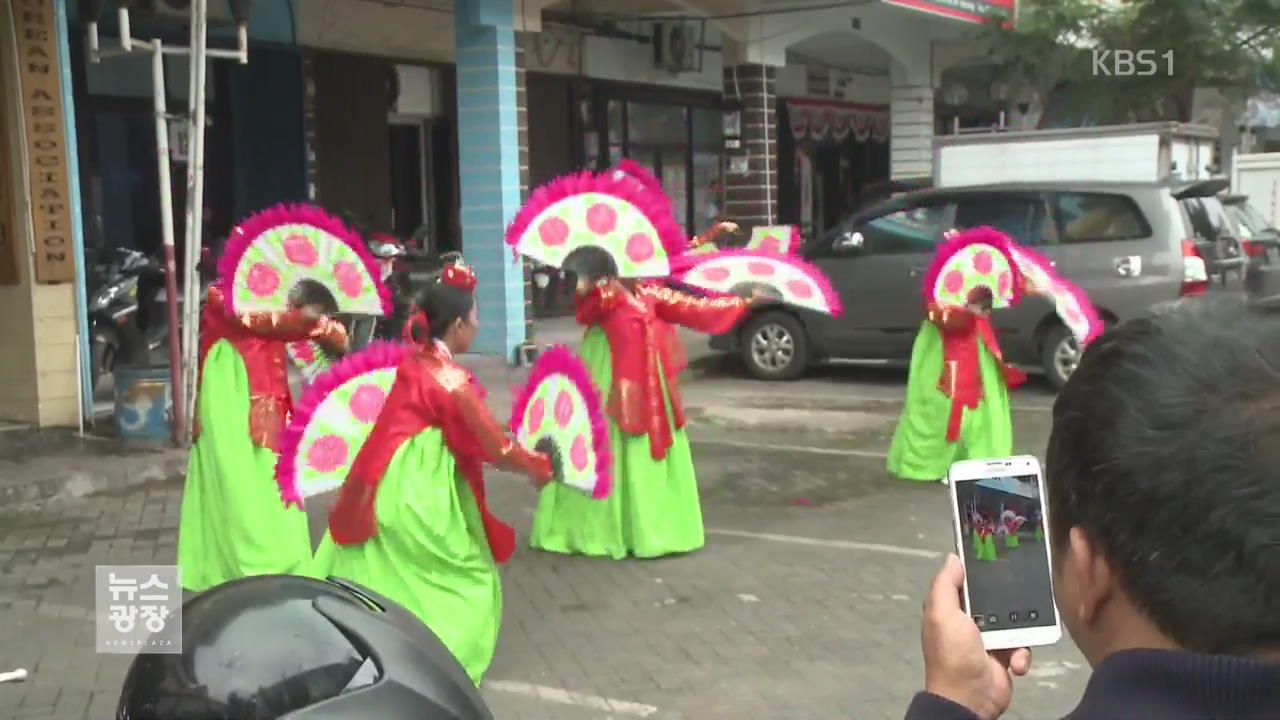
[
  {"xmin": 722, "ymin": 63, "xmax": 780, "ymax": 230},
  {"xmin": 454, "ymin": 0, "xmax": 526, "ymax": 359},
  {"xmin": 889, "ymin": 61, "xmax": 935, "ymax": 180}
]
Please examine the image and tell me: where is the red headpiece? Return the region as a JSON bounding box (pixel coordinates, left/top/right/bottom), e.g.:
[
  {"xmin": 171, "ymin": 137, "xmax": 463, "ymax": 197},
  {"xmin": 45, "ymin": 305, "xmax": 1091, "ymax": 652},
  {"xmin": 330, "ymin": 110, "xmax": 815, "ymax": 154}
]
[{"xmin": 441, "ymin": 262, "xmax": 477, "ymax": 292}]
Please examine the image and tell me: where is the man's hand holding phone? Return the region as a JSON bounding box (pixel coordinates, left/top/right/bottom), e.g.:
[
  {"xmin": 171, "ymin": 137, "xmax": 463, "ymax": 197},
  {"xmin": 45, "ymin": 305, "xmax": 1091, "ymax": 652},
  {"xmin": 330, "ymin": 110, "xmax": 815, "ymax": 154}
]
[{"xmin": 921, "ymin": 554, "xmax": 1032, "ymax": 720}]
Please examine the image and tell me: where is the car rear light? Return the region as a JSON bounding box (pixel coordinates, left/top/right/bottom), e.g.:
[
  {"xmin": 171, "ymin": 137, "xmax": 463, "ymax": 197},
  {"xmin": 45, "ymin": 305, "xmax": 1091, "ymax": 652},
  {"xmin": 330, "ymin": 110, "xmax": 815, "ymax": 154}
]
[
  {"xmin": 1242, "ymin": 240, "xmax": 1266, "ymax": 258},
  {"xmin": 1181, "ymin": 240, "xmax": 1209, "ymax": 296}
]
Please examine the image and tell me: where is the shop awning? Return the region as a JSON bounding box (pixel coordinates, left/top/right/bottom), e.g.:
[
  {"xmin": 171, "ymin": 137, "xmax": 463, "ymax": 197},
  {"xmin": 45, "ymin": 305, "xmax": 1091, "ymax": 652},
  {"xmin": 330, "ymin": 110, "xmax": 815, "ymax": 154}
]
[{"xmin": 785, "ymin": 98, "xmax": 890, "ymax": 143}]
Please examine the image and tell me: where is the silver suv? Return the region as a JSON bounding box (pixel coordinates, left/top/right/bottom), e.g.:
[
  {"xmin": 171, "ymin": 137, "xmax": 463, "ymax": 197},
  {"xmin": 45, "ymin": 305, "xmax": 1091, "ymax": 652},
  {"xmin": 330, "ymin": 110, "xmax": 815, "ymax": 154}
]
[{"xmin": 711, "ymin": 179, "xmax": 1246, "ymax": 387}]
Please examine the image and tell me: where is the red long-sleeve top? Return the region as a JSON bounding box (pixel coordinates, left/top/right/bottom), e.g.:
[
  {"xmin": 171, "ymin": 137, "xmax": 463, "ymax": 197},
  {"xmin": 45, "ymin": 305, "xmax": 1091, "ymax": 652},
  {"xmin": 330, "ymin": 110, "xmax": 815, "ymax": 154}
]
[
  {"xmin": 194, "ymin": 286, "xmax": 348, "ymax": 450},
  {"xmin": 926, "ymin": 303, "xmax": 1026, "ymax": 443},
  {"xmin": 577, "ymin": 282, "xmax": 751, "ymax": 460},
  {"xmin": 327, "ymin": 342, "xmax": 552, "ymax": 564}
]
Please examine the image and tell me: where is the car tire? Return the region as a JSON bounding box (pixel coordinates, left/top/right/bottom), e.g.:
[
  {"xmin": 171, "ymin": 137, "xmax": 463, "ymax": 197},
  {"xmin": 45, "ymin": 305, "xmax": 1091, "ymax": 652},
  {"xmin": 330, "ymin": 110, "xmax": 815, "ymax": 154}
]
[
  {"xmin": 740, "ymin": 311, "xmax": 808, "ymax": 381},
  {"xmin": 1039, "ymin": 324, "xmax": 1080, "ymax": 391}
]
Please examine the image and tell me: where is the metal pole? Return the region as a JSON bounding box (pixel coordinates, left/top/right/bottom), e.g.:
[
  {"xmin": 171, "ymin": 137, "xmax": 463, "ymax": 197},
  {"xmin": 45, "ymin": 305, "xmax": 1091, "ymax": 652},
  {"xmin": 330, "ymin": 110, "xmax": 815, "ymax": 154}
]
[
  {"xmin": 179, "ymin": 0, "xmax": 210, "ymax": 445},
  {"xmin": 53, "ymin": 0, "xmax": 94, "ymax": 430},
  {"xmin": 152, "ymin": 40, "xmax": 185, "ymax": 444}
]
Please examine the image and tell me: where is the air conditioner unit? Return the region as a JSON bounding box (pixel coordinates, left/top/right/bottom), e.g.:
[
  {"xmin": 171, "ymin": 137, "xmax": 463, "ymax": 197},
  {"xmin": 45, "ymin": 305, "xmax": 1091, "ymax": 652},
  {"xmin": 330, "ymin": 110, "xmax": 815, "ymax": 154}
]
[
  {"xmin": 652, "ymin": 22, "xmax": 700, "ymax": 73},
  {"xmin": 150, "ymin": 0, "xmax": 233, "ymax": 23}
]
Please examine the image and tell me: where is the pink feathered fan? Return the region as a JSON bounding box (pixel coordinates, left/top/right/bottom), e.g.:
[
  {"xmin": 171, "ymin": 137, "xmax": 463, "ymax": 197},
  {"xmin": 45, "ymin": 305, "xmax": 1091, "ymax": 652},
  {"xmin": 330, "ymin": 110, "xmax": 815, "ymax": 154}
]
[
  {"xmin": 505, "ymin": 169, "xmax": 687, "ymax": 278},
  {"xmin": 275, "ymin": 341, "xmax": 414, "ymax": 508},
  {"xmin": 508, "ymin": 345, "xmax": 611, "ymax": 499},
  {"xmin": 673, "ymin": 249, "xmax": 843, "ymax": 317},
  {"xmin": 218, "ymin": 204, "xmax": 392, "ymax": 317}
]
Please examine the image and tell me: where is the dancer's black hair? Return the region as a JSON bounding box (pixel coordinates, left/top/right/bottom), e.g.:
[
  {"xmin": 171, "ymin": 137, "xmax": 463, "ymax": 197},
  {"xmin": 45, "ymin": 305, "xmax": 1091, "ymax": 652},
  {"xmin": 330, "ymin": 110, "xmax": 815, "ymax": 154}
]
[
  {"xmin": 411, "ymin": 273, "xmax": 476, "ymax": 342},
  {"xmin": 563, "ymin": 246, "xmax": 618, "ymax": 284},
  {"xmin": 290, "ymin": 279, "xmax": 339, "ymax": 315}
]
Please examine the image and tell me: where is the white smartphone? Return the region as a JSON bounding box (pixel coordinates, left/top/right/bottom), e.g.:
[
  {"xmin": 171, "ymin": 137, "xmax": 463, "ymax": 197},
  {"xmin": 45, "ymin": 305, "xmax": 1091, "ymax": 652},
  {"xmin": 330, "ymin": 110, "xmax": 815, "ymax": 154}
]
[{"xmin": 947, "ymin": 456, "xmax": 1062, "ymax": 650}]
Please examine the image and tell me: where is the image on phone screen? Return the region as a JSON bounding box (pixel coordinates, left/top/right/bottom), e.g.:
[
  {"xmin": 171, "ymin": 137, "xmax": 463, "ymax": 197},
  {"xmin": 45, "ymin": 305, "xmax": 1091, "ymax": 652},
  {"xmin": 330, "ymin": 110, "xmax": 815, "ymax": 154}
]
[{"xmin": 954, "ymin": 474, "xmax": 1057, "ymax": 633}]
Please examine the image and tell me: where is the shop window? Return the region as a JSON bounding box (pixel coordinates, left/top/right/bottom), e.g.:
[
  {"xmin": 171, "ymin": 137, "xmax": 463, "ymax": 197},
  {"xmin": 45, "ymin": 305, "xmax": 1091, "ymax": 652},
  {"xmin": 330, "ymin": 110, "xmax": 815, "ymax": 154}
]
[{"xmin": 1050, "ymin": 192, "xmax": 1151, "ymax": 243}]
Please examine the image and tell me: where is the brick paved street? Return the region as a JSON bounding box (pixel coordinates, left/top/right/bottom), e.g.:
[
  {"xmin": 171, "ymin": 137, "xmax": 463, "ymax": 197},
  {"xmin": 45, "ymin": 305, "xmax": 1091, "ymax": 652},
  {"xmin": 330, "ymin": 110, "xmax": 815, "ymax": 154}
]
[{"xmin": 0, "ymin": 358, "xmax": 1091, "ymax": 720}]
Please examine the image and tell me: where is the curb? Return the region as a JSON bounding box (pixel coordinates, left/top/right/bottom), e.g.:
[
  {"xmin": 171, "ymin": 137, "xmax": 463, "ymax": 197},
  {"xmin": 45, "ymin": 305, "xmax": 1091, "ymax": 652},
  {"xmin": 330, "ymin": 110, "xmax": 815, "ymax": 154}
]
[{"xmin": 0, "ymin": 450, "xmax": 187, "ymax": 508}]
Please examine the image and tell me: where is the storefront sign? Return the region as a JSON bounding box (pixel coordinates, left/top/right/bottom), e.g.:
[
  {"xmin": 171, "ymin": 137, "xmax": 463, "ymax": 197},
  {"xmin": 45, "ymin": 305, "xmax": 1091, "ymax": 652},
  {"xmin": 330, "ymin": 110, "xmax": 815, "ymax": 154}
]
[
  {"xmin": 0, "ymin": 37, "xmax": 20, "ymax": 285},
  {"xmin": 883, "ymin": 0, "xmax": 1015, "ymax": 25},
  {"xmin": 786, "ymin": 99, "xmax": 889, "ymax": 144},
  {"xmin": 11, "ymin": 0, "xmax": 77, "ymax": 284}
]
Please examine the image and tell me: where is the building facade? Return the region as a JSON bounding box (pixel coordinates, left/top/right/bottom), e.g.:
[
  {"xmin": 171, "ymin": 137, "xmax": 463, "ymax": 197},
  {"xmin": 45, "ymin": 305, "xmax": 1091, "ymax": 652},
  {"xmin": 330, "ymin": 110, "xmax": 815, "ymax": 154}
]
[{"xmin": 1, "ymin": 0, "xmax": 1015, "ymax": 427}]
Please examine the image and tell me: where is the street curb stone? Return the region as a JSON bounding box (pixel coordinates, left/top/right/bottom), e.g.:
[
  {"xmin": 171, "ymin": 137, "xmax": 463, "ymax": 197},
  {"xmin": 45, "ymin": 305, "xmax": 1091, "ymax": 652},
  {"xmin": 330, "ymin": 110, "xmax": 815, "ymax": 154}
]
[{"xmin": 0, "ymin": 428, "xmax": 187, "ymax": 507}]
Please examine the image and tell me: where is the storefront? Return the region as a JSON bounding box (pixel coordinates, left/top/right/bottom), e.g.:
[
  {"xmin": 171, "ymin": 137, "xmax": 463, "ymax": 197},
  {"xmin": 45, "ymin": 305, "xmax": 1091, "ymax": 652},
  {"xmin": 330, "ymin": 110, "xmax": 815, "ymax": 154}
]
[
  {"xmin": 778, "ymin": 97, "xmax": 890, "ymax": 237},
  {"xmin": 527, "ymin": 76, "xmax": 727, "ymax": 316},
  {"xmin": 580, "ymin": 82, "xmax": 726, "ymax": 238}
]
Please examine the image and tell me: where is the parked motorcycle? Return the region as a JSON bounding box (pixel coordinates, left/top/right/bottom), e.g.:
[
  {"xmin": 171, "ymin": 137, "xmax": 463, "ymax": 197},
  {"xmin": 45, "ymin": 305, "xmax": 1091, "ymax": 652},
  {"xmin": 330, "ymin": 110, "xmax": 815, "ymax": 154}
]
[
  {"xmin": 341, "ymin": 230, "xmax": 464, "ymax": 351},
  {"xmin": 88, "ymin": 247, "xmax": 153, "ymax": 393}
]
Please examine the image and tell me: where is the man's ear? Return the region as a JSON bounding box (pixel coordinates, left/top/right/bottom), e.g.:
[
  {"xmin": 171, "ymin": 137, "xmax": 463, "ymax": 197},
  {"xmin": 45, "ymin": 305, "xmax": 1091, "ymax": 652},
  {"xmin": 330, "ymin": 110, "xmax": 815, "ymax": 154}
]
[{"xmin": 1069, "ymin": 526, "xmax": 1116, "ymax": 625}]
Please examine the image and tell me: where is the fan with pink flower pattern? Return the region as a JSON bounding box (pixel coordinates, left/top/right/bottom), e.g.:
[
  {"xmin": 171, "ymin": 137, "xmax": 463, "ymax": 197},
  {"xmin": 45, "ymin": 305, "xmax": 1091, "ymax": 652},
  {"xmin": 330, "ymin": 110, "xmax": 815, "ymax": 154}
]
[
  {"xmin": 508, "ymin": 346, "xmax": 611, "ymax": 499},
  {"xmin": 275, "ymin": 342, "xmax": 413, "ymax": 508}
]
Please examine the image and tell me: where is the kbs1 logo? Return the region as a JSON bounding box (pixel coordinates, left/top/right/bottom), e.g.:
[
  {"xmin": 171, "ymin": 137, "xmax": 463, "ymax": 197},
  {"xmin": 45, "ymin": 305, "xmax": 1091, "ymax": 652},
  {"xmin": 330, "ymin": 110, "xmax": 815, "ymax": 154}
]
[{"xmin": 1092, "ymin": 49, "xmax": 1174, "ymax": 77}]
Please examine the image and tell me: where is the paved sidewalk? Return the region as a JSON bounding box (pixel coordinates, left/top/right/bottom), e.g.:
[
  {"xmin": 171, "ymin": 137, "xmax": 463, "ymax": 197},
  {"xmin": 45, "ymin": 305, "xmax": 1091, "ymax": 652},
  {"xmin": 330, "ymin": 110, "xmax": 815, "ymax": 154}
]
[{"xmin": 0, "ymin": 333, "xmax": 1086, "ymax": 719}]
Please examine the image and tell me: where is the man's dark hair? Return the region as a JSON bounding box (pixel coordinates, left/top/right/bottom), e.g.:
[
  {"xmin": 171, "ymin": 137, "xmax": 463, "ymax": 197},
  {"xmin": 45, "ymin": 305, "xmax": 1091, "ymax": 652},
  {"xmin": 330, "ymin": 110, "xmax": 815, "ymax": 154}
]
[{"xmin": 1046, "ymin": 296, "xmax": 1280, "ymax": 654}]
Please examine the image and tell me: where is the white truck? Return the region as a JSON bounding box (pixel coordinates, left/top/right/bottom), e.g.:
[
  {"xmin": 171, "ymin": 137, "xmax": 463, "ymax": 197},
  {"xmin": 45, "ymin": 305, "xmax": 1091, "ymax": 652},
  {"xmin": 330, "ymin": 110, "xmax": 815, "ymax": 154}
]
[
  {"xmin": 932, "ymin": 122, "xmax": 1221, "ymax": 187},
  {"xmin": 1231, "ymin": 152, "xmax": 1280, "ymax": 228}
]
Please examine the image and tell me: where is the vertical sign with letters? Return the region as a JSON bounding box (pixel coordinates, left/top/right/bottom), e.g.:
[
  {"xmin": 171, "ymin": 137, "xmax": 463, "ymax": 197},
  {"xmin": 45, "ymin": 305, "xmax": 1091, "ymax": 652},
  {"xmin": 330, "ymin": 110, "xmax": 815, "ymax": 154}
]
[
  {"xmin": 11, "ymin": 0, "xmax": 77, "ymax": 284},
  {"xmin": 0, "ymin": 25, "xmax": 20, "ymax": 286}
]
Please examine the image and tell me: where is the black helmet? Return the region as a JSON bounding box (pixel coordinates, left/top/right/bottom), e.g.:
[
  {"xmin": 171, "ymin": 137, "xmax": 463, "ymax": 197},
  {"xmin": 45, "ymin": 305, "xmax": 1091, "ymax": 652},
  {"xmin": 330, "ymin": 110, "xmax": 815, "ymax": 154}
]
[{"xmin": 116, "ymin": 575, "xmax": 492, "ymax": 720}]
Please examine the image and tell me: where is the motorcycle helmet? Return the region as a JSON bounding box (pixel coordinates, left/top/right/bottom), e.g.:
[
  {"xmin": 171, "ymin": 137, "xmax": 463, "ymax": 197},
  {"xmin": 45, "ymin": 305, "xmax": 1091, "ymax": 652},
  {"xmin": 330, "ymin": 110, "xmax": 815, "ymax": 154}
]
[{"xmin": 116, "ymin": 575, "xmax": 492, "ymax": 720}]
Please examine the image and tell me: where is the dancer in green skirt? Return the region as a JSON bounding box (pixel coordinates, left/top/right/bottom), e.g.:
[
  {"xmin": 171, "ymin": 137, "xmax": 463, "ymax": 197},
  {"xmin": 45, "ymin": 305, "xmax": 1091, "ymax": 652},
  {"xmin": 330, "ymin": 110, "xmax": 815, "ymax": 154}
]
[
  {"xmin": 315, "ymin": 263, "xmax": 553, "ymax": 686},
  {"xmin": 887, "ymin": 282, "xmax": 1039, "ymax": 483},
  {"xmin": 530, "ymin": 263, "xmax": 756, "ymax": 559},
  {"xmin": 178, "ymin": 285, "xmax": 348, "ymax": 592}
]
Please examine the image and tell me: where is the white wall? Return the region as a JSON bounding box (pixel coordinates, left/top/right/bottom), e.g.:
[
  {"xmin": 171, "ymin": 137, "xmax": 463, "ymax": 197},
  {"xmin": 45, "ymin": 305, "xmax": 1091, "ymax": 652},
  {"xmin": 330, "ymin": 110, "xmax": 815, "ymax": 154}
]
[
  {"xmin": 297, "ymin": 0, "xmax": 454, "ymax": 62},
  {"xmin": 776, "ymin": 63, "xmax": 889, "ymax": 105}
]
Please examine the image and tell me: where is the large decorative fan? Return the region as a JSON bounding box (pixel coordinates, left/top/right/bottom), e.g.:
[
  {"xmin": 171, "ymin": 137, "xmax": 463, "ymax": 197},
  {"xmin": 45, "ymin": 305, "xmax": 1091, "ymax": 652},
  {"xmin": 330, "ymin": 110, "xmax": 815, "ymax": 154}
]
[
  {"xmin": 508, "ymin": 346, "xmax": 610, "ymax": 499},
  {"xmin": 1007, "ymin": 244, "xmax": 1104, "ymax": 346},
  {"xmin": 747, "ymin": 225, "xmax": 801, "ymax": 255},
  {"xmin": 922, "ymin": 227, "xmax": 1023, "ymax": 310},
  {"xmin": 609, "ymin": 158, "xmax": 664, "ymax": 197},
  {"xmin": 505, "ymin": 169, "xmax": 688, "ymax": 278},
  {"xmin": 218, "ymin": 204, "xmax": 393, "ymax": 317},
  {"xmin": 673, "ymin": 249, "xmax": 843, "ymax": 317},
  {"xmin": 286, "ymin": 340, "xmax": 331, "ymax": 383},
  {"xmin": 275, "ymin": 342, "xmax": 413, "ymax": 508}
]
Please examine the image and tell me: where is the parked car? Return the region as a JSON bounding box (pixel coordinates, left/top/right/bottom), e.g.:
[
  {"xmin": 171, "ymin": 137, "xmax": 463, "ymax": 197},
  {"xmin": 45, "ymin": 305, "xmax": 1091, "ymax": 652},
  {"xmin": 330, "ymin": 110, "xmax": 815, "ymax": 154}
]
[
  {"xmin": 711, "ymin": 179, "xmax": 1248, "ymax": 388},
  {"xmin": 1219, "ymin": 193, "xmax": 1280, "ymax": 302}
]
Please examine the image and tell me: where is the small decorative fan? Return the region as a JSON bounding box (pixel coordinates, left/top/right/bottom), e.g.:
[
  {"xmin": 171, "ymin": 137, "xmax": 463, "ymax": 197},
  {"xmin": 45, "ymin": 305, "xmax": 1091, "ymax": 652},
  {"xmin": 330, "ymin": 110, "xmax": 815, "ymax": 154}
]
[
  {"xmin": 1007, "ymin": 244, "xmax": 1104, "ymax": 346},
  {"xmin": 673, "ymin": 249, "xmax": 843, "ymax": 317},
  {"xmin": 505, "ymin": 169, "xmax": 688, "ymax": 278},
  {"xmin": 923, "ymin": 227, "xmax": 1023, "ymax": 310},
  {"xmin": 747, "ymin": 225, "xmax": 801, "ymax": 255},
  {"xmin": 508, "ymin": 346, "xmax": 610, "ymax": 499},
  {"xmin": 218, "ymin": 204, "xmax": 393, "ymax": 317},
  {"xmin": 286, "ymin": 340, "xmax": 331, "ymax": 383},
  {"xmin": 275, "ymin": 342, "xmax": 413, "ymax": 508}
]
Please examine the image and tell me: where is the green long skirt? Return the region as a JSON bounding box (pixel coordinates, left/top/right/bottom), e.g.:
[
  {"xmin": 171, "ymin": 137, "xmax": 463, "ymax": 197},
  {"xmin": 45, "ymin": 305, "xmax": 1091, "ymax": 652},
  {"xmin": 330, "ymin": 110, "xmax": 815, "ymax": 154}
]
[
  {"xmin": 176, "ymin": 340, "xmax": 312, "ymax": 592},
  {"xmin": 886, "ymin": 322, "xmax": 1014, "ymax": 481},
  {"xmin": 310, "ymin": 429, "xmax": 500, "ymax": 686},
  {"xmin": 529, "ymin": 327, "xmax": 703, "ymax": 559}
]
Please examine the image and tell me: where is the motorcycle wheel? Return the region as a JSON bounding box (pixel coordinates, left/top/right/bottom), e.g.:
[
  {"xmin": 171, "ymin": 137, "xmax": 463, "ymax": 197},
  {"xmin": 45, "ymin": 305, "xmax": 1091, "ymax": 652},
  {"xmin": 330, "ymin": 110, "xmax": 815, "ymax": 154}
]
[{"xmin": 91, "ymin": 326, "xmax": 118, "ymax": 394}]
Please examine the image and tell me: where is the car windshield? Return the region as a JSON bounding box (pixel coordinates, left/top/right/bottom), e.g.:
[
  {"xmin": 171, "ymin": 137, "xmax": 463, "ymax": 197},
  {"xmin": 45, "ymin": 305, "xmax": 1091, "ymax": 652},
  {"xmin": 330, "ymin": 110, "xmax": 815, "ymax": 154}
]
[{"xmin": 1182, "ymin": 197, "xmax": 1236, "ymax": 241}]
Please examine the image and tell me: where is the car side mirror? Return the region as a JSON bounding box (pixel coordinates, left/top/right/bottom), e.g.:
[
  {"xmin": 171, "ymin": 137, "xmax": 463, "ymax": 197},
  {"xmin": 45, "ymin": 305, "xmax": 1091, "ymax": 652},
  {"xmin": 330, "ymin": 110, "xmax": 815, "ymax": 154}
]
[{"xmin": 833, "ymin": 230, "xmax": 865, "ymax": 252}]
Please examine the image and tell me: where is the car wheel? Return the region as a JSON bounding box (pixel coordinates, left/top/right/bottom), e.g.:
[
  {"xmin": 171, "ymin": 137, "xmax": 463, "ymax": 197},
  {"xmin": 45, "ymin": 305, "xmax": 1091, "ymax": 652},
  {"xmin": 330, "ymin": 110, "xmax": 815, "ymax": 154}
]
[
  {"xmin": 1040, "ymin": 324, "xmax": 1079, "ymax": 390},
  {"xmin": 741, "ymin": 311, "xmax": 808, "ymax": 381}
]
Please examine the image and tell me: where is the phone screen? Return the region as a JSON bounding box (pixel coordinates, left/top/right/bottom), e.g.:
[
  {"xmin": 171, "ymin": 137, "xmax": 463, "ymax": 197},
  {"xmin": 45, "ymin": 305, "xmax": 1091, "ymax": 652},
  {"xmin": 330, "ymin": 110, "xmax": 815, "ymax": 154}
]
[{"xmin": 953, "ymin": 473, "xmax": 1058, "ymax": 632}]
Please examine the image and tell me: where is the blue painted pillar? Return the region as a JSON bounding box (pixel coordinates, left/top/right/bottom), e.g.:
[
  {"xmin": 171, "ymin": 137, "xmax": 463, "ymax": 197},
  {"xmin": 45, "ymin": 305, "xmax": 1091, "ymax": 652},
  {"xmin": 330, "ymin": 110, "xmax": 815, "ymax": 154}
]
[{"xmin": 455, "ymin": 0, "xmax": 524, "ymax": 358}]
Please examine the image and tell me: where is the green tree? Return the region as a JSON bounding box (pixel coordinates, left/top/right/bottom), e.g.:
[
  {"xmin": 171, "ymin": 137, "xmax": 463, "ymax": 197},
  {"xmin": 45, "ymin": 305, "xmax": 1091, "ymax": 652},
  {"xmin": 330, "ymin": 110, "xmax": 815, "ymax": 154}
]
[{"xmin": 981, "ymin": 0, "xmax": 1280, "ymax": 125}]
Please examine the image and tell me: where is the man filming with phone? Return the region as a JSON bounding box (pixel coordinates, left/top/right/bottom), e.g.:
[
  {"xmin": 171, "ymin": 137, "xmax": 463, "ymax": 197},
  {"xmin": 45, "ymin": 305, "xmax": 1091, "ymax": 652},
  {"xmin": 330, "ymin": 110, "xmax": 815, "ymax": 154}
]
[{"xmin": 906, "ymin": 296, "xmax": 1280, "ymax": 720}]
